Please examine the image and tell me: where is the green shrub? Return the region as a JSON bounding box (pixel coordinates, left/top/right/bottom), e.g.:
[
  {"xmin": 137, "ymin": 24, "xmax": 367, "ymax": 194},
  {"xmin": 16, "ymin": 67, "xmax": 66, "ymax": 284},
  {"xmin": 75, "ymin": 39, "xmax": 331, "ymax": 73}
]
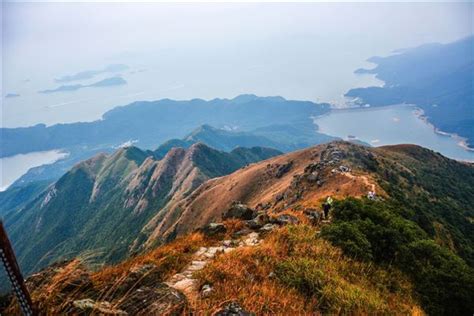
[
  {"xmin": 276, "ymin": 258, "xmax": 326, "ymax": 296},
  {"xmin": 320, "ymin": 222, "xmax": 373, "ymax": 261},
  {"xmin": 399, "ymin": 240, "xmax": 474, "ymax": 315},
  {"xmin": 323, "ymin": 198, "xmax": 425, "ymax": 263},
  {"xmin": 322, "ymin": 198, "xmax": 474, "ymax": 315}
]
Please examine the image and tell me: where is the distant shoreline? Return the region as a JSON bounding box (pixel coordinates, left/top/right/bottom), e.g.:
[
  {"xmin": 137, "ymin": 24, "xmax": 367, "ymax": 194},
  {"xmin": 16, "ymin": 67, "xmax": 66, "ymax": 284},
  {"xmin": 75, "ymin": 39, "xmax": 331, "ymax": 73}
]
[
  {"xmin": 412, "ymin": 107, "xmax": 474, "ymax": 152},
  {"xmin": 316, "ymin": 103, "xmax": 474, "ymax": 153}
]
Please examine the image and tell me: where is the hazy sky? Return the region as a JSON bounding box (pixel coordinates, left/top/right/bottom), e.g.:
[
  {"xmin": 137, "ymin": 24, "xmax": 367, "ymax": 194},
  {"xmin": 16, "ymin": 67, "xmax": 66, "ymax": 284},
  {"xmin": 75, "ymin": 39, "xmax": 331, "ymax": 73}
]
[{"xmin": 2, "ymin": 2, "xmax": 473, "ymax": 127}]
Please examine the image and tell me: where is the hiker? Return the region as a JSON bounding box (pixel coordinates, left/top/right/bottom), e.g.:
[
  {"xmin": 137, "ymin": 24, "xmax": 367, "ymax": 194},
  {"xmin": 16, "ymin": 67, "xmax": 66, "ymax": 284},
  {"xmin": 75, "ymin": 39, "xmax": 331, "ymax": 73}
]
[
  {"xmin": 323, "ymin": 196, "xmax": 333, "ymax": 219},
  {"xmin": 367, "ymin": 191, "xmax": 376, "ymax": 200}
]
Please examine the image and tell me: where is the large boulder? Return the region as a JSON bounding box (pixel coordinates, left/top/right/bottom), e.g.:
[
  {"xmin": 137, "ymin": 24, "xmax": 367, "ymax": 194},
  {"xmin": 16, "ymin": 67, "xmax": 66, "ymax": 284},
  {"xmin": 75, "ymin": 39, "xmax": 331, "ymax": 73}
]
[
  {"xmin": 246, "ymin": 211, "xmax": 270, "ymax": 229},
  {"xmin": 201, "ymin": 223, "xmax": 227, "ymax": 236},
  {"xmin": 275, "ymin": 161, "xmax": 293, "ymax": 178},
  {"xmin": 223, "ymin": 202, "xmax": 257, "ymax": 220}
]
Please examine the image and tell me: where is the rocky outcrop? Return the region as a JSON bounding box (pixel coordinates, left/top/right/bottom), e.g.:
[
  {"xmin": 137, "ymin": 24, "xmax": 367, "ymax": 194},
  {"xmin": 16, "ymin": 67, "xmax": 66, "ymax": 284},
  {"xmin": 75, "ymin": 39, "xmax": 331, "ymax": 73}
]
[
  {"xmin": 201, "ymin": 223, "xmax": 227, "ymax": 236},
  {"xmin": 223, "ymin": 202, "xmax": 257, "ymax": 220}
]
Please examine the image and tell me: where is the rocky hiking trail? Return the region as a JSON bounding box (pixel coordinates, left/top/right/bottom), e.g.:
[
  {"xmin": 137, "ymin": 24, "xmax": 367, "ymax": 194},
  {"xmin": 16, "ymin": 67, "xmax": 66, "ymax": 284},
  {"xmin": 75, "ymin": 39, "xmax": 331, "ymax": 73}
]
[
  {"xmin": 165, "ymin": 231, "xmax": 262, "ymax": 303},
  {"xmin": 165, "ymin": 208, "xmax": 335, "ymax": 311},
  {"xmin": 162, "ymin": 209, "xmax": 334, "ymax": 315}
]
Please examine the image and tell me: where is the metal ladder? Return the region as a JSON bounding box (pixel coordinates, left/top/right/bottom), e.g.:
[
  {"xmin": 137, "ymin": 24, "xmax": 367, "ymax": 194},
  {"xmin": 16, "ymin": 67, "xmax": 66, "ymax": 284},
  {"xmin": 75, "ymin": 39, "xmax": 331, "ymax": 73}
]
[{"xmin": 0, "ymin": 220, "xmax": 36, "ymax": 316}]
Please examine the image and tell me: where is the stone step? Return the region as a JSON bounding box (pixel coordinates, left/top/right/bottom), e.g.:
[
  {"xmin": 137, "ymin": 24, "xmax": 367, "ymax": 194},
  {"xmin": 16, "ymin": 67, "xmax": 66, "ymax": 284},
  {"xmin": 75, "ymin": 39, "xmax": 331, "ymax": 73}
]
[{"xmin": 172, "ymin": 278, "xmax": 197, "ymax": 292}]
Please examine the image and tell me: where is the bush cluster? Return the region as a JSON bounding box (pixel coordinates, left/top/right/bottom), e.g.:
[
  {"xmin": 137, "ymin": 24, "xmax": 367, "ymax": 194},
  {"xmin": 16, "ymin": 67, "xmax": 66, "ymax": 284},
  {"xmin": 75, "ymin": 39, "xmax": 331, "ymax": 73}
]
[{"xmin": 322, "ymin": 198, "xmax": 474, "ymax": 315}]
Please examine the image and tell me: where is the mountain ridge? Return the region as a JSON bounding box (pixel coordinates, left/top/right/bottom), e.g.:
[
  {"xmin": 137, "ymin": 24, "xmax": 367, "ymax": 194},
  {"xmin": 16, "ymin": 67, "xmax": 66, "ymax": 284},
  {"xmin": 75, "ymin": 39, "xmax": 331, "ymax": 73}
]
[
  {"xmin": 3, "ymin": 143, "xmax": 282, "ymax": 277},
  {"xmin": 2, "ymin": 141, "xmax": 473, "ymax": 315},
  {"xmin": 1, "ymin": 95, "xmax": 330, "ymax": 158}
]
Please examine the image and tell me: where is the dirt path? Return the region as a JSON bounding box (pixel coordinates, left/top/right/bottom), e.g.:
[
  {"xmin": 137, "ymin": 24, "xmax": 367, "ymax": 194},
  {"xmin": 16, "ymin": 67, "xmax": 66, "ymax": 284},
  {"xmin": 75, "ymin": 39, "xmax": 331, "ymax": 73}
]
[
  {"xmin": 165, "ymin": 232, "xmax": 261, "ymax": 302},
  {"xmin": 342, "ymin": 172, "xmax": 376, "ymax": 193}
]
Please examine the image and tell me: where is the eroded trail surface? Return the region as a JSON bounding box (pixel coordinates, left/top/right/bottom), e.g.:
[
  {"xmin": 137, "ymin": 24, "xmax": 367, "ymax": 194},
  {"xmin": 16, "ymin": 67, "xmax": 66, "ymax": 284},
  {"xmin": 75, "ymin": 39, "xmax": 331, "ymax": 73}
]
[
  {"xmin": 342, "ymin": 171, "xmax": 377, "ymax": 193},
  {"xmin": 165, "ymin": 232, "xmax": 261, "ymax": 302}
]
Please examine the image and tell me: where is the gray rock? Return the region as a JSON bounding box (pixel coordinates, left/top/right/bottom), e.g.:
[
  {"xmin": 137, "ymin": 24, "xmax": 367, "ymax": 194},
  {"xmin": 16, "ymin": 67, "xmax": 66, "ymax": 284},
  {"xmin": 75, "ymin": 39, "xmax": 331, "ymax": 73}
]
[
  {"xmin": 222, "ymin": 240, "xmax": 233, "ymax": 247},
  {"xmin": 273, "ymin": 214, "xmax": 299, "ymax": 225},
  {"xmin": 246, "ymin": 212, "xmax": 269, "ymax": 229},
  {"xmin": 304, "ymin": 209, "xmax": 322, "ymax": 225},
  {"xmin": 260, "ymin": 223, "xmax": 276, "ymax": 232},
  {"xmin": 201, "ymin": 284, "xmax": 213, "ymax": 298},
  {"xmin": 339, "ymin": 165, "xmax": 351, "ymax": 172},
  {"xmin": 214, "ymin": 301, "xmax": 255, "ymax": 316},
  {"xmin": 68, "ymin": 299, "xmax": 128, "ymax": 315},
  {"xmin": 233, "ymin": 227, "xmax": 253, "ymax": 238},
  {"xmin": 223, "ymin": 202, "xmax": 257, "ymax": 220},
  {"xmin": 275, "ymin": 161, "xmax": 293, "ymax": 178},
  {"xmin": 247, "ymin": 219, "xmax": 263, "ymax": 230},
  {"xmin": 255, "ymin": 202, "xmax": 271, "ymax": 210},
  {"xmin": 202, "ymin": 223, "xmax": 227, "ymax": 236},
  {"xmin": 117, "ymin": 284, "xmax": 187, "ymax": 315},
  {"xmin": 306, "ymin": 172, "xmax": 319, "ymax": 182}
]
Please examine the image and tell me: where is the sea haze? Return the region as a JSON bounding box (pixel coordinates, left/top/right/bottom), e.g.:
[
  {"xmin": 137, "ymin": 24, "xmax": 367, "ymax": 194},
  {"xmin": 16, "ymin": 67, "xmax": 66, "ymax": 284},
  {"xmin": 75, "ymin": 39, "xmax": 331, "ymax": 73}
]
[{"xmin": 3, "ymin": 2, "xmax": 471, "ymax": 127}]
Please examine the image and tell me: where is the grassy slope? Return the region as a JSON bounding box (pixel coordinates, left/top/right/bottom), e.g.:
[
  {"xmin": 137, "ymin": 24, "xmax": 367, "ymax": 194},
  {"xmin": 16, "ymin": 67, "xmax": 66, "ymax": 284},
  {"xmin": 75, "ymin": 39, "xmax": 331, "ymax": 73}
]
[
  {"xmin": 3, "ymin": 142, "xmax": 473, "ymax": 314},
  {"xmin": 195, "ymin": 225, "xmax": 421, "ymax": 315},
  {"xmin": 0, "ymin": 180, "xmax": 51, "ymax": 216},
  {"xmin": 2, "ymin": 223, "xmax": 422, "ymax": 315},
  {"xmin": 160, "ymin": 141, "xmax": 474, "ymax": 314},
  {"xmin": 319, "ymin": 144, "xmax": 474, "ymax": 315},
  {"xmin": 4, "ymin": 144, "xmax": 282, "ymax": 277}
]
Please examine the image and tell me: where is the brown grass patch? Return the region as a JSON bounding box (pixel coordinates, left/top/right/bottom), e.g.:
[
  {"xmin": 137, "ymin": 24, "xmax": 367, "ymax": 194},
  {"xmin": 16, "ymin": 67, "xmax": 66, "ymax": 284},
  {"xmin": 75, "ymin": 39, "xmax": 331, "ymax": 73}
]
[
  {"xmin": 92, "ymin": 232, "xmax": 208, "ymax": 287},
  {"xmin": 194, "ymin": 225, "xmax": 423, "ymax": 315}
]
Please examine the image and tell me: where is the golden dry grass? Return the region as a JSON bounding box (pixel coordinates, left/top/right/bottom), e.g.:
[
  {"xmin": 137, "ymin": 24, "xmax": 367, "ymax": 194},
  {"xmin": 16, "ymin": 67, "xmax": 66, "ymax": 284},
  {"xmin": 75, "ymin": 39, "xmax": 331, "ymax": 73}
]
[
  {"xmin": 5, "ymin": 223, "xmax": 423, "ymax": 315},
  {"xmin": 193, "ymin": 225, "xmax": 423, "ymax": 315},
  {"xmin": 92, "ymin": 232, "xmax": 208, "ymax": 286},
  {"xmin": 6, "ymin": 233, "xmax": 211, "ymax": 315}
]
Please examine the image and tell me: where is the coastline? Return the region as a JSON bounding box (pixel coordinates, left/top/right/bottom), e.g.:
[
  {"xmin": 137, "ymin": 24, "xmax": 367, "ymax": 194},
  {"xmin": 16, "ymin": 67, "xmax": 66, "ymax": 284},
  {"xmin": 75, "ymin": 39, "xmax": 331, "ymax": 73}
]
[
  {"xmin": 412, "ymin": 107, "xmax": 474, "ymax": 152},
  {"xmin": 0, "ymin": 149, "xmax": 69, "ymax": 192},
  {"xmin": 314, "ymin": 103, "xmax": 473, "ymax": 153}
]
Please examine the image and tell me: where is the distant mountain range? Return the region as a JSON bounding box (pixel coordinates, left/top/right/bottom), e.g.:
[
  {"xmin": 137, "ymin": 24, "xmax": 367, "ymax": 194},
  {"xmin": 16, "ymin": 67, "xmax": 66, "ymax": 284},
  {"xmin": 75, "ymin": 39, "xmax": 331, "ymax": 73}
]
[
  {"xmin": 9, "ymin": 122, "xmax": 336, "ymax": 190},
  {"xmin": 4, "ymin": 95, "xmax": 334, "ymax": 190},
  {"xmin": 1, "ymin": 95, "xmax": 330, "ymax": 158},
  {"xmin": 154, "ymin": 124, "xmax": 336, "ymax": 159},
  {"xmin": 346, "ymin": 36, "xmax": 474, "ymax": 148}
]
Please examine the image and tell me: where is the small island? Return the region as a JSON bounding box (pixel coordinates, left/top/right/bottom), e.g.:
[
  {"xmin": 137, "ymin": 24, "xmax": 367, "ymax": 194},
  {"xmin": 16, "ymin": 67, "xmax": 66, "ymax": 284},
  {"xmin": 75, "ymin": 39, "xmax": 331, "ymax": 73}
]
[
  {"xmin": 55, "ymin": 64, "xmax": 129, "ymax": 83},
  {"xmin": 39, "ymin": 76, "xmax": 127, "ymax": 94},
  {"xmin": 5, "ymin": 93, "xmax": 20, "ymax": 98}
]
